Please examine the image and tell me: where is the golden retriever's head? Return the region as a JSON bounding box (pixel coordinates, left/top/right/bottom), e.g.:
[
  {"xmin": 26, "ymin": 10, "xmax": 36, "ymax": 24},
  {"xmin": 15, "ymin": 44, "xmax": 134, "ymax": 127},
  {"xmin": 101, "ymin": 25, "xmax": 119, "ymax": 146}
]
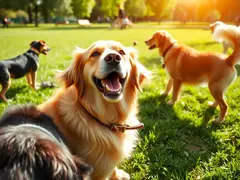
[
  {"xmin": 145, "ymin": 30, "xmax": 176, "ymax": 53},
  {"xmin": 59, "ymin": 40, "xmax": 150, "ymax": 106}
]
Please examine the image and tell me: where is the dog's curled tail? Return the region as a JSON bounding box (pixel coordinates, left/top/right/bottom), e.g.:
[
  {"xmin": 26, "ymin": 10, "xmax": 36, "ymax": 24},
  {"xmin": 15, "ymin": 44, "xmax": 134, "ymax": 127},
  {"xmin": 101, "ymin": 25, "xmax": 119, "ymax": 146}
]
[{"xmin": 213, "ymin": 24, "xmax": 240, "ymax": 65}]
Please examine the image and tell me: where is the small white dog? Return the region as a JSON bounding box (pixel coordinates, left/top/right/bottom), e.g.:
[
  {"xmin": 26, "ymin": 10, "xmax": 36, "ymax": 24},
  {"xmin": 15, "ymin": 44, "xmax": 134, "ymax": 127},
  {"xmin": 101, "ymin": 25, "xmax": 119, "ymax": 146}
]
[{"xmin": 209, "ymin": 21, "xmax": 233, "ymax": 54}]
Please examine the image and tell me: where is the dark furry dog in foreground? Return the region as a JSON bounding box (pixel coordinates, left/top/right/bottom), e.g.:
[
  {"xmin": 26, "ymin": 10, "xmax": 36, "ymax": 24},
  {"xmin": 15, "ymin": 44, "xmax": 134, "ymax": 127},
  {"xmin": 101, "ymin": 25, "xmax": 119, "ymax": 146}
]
[{"xmin": 0, "ymin": 105, "xmax": 92, "ymax": 180}]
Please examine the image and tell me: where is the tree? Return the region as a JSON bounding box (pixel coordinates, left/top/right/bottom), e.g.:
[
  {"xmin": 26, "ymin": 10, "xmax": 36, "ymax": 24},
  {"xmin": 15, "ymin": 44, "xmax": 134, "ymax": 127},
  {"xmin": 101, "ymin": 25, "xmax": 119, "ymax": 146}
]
[
  {"xmin": 40, "ymin": 0, "xmax": 72, "ymax": 23},
  {"xmin": 71, "ymin": 0, "xmax": 96, "ymax": 18},
  {"xmin": 100, "ymin": 0, "xmax": 126, "ymax": 18},
  {"xmin": 0, "ymin": 0, "xmax": 32, "ymax": 23},
  {"xmin": 124, "ymin": 0, "xmax": 146, "ymax": 18},
  {"xmin": 146, "ymin": 0, "xmax": 177, "ymax": 21},
  {"xmin": 216, "ymin": 0, "xmax": 240, "ymax": 21},
  {"xmin": 0, "ymin": 0, "xmax": 25, "ymax": 10},
  {"xmin": 55, "ymin": 0, "xmax": 72, "ymax": 16}
]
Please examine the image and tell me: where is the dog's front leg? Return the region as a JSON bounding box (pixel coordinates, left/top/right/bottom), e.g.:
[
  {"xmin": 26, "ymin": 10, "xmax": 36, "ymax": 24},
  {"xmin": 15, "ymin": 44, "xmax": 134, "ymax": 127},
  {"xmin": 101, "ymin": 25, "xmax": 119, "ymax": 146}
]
[
  {"xmin": 30, "ymin": 71, "xmax": 38, "ymax": 90},
  {"xmin": 167, "ymin": 79, "xmax": 182, "ymax": 105},
  {"xmin": 161, "ymin": 78, "xmax": 173, "ymax": 97},
  {"xmin": 0, "ymin": 81, "xmax": 10, "ymax": 102},
  {"xmin": 110, "ymin": 167, "xmax": 130, "ymax": 180},
  {"xmin": 26, "ymin": 73, "xmax": 32, "ymax": 86}
]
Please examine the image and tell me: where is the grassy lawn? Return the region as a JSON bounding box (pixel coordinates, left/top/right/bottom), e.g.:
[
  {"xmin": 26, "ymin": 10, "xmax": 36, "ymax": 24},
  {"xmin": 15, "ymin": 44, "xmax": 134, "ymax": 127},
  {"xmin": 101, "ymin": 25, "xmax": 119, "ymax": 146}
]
[{"xmin": 0, "ymin": 23, "xmax": 240, "ymax": 179}]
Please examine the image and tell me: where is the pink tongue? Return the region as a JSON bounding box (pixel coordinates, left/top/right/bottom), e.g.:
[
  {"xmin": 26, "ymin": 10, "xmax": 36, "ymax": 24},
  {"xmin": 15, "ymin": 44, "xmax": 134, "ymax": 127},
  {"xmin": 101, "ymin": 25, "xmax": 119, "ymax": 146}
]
[{"xmin": 104, "ymin": 76, "xmax": 121, "ymax": 91}]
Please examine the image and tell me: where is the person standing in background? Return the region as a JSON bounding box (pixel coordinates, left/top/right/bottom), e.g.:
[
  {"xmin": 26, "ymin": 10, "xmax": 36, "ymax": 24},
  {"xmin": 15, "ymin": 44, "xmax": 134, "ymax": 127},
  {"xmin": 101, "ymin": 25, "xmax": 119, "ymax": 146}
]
[
  {"xmin": 111, "ymin": 4, "xmax": 125, "ymax": 29},
  {"xmin": 2, "ymin": 16, "xmax": 9, "ymax": 28}
]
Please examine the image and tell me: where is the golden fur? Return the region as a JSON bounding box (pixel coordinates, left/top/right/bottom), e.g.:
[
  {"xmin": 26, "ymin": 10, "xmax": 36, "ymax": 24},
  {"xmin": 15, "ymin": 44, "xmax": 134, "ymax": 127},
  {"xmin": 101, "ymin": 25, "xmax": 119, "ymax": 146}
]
[
  {"xmin": 38, "ymin": 40, "xmax": 150, "ymax": 179},
  {"xmin": 145, "ymin": 25, "xmax": 240, "ymax": 123}
]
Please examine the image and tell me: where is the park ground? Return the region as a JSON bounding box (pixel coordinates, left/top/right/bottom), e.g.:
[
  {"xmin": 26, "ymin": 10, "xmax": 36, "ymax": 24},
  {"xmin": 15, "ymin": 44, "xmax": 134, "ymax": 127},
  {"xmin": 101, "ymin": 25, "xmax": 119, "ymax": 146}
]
[{"xmin": 0, "ymin": 23, "xmax": 240, "ymax": 179}]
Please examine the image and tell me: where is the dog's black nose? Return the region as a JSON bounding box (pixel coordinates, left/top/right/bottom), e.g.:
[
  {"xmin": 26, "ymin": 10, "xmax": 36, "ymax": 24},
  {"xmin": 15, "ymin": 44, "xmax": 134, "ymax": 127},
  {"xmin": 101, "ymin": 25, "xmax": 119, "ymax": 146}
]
[
  {"xmin": 104, "ymin": 53, "xmax": 121, "ymax": 65},
  {"xmin": 144, "ymin": 41, "xmax": 148, "ymax": 44}
]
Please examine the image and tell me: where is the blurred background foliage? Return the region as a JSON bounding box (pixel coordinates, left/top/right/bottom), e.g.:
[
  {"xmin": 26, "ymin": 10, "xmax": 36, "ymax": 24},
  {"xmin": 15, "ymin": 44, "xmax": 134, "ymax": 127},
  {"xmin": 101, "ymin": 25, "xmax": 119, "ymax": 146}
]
[{"xmin": 0, "ymin": 0, "xmax": 239, "ymax": 25}]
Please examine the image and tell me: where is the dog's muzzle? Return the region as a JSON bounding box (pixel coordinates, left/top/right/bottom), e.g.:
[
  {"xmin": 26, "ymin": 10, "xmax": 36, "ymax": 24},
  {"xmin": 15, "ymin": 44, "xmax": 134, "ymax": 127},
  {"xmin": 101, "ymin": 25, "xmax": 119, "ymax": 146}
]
[{"xmin": 93, "ymin": 53, "xmax": 127, "ymax": 102}]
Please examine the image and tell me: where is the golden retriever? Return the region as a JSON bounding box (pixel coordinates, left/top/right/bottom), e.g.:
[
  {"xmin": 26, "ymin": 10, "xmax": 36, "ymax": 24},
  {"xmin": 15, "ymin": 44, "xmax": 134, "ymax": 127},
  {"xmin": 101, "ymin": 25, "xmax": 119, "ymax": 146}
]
[
  {"xmin": 145, "ymin": 25, "xmax": 240, "ymax": 123},
  {"xmin": 37, "ymin": 40, "xmax": 150, "ymax": 179}
]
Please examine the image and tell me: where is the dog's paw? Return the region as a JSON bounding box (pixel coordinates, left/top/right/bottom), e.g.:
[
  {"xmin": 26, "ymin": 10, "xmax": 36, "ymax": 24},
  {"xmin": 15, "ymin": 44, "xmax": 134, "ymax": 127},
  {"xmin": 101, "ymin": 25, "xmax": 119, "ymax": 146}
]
[
  {"xmin": 30, "ymin": 84, "xmax": 40, "ymax": 91},
  {"xmin": 110, "ymin": 168, "xmax": 130, "ymax": 180},
  {"xmin": 208, "ymin": 101, "xmax": 218, "ymax": 108},
  {"xmin": 35, "ymin": 85, "xmax": 40, "ymax": 90},
  {"xmin": 212, "ymin": 117, "xmax": 224, "ymax": 124},
  {"xmin": 160, "ymin": 91, "xmax": 168, "ymax": 97}
]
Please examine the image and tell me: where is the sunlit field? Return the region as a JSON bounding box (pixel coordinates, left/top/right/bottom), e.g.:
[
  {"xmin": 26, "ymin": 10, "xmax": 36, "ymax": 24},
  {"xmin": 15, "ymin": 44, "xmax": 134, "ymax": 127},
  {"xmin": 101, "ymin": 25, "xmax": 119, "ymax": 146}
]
[{"xmin": 0, "ymin": 23, "xmax": 240, "ymax": 179}]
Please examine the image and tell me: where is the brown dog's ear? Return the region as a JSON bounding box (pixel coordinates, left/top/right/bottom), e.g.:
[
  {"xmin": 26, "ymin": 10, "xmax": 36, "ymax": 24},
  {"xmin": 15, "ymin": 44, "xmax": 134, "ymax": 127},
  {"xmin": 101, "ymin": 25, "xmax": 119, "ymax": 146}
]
[
  {"xmin": 128, "ymin": 47, "xmax": 151, "ymax": 91},
  {"xmin": 30, "ymin": 41, "xmax": 38, "ymax": 46},
  {"xmin": 57, "ymin": 48, "xmax": 85, "ymax": 97},
  {"xmin": 39, "ymin": 40, "xmax": 46, "ymax": 45}
]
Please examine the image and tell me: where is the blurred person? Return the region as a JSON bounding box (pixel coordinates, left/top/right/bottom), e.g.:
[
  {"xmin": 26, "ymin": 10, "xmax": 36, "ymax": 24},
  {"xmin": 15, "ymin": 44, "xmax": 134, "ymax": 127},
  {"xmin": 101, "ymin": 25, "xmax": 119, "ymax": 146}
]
[
  {"xmin": 97, "ymin": 16, "xmax": 102, "ymax": 23},
  {"xmin": 122, "ymin": 16, "xmax": 133, "ymax": 28},
  {"xmin": 2, "ymin": 16, "xmax": 8, "ymax": 28},
  {"xmin": 111, "ymin": 4, "xmax": 125, "ymax": 29}
]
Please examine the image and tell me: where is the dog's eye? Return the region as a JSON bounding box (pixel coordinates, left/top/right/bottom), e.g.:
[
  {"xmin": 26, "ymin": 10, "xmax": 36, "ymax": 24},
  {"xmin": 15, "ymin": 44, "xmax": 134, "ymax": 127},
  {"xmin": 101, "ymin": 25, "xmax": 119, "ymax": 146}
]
[
  {"xmin": 119, "ymin": 50, "xmax": 125, "ymax": 55},
  {"xmin": 91, "ymin": 52, "xmax": 100, "ymax": 57}
]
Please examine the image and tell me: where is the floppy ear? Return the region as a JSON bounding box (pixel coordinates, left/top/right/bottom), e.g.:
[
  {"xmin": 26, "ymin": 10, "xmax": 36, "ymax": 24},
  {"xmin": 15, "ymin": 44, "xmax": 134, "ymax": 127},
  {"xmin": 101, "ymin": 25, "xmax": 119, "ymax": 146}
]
[
  {"xmin": 30, "ymin": 41, "xmax": 38, "ymax": 46},
  {"xmin": 128, "ymin": 47, "xmax": 151, "ymax": 91},
  {"xmin": 57, "ymin": 47, "xmax": 85, "ymax": 97},
  {"xmin": 39, "ymin": 40, "xmax": 46, "ymax": 45}
]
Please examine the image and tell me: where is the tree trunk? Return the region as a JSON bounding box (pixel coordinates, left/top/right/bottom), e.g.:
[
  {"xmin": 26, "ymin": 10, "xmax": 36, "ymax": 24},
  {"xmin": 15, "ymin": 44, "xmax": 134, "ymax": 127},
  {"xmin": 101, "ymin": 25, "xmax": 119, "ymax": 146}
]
[
  {"xmin": 42, "ymin": 9, "xmax": 49, "ymax": 23},
  {"xmin": 35, "ymin": 4, "xmax": 39, "ymax": 27},
  {"xmin": 44, "ymin": 14, "xmax": 49, "ymax": 23},
  {"xmin": 27, "ymin": 5, "xmax": 33, "ymax": 23}
]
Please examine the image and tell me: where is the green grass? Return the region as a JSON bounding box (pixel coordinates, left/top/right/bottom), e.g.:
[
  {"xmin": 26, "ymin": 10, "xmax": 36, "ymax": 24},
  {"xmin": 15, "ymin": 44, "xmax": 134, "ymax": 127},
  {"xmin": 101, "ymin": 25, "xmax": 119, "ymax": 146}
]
[{"xmin": 1, "ymin": 23, "xmax": 240, "ymax": 179}]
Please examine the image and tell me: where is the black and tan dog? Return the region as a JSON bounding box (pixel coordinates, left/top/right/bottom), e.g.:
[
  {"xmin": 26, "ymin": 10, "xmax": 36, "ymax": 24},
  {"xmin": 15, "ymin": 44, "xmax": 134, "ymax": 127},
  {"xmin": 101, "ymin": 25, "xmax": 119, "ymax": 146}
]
[
  {"xmin": 0, "ymin": 40, "xmax": 51, "ymax": 102},
  {"xmin": 0, "ymin": 104, "xmax": 92, "ymax": 180}
]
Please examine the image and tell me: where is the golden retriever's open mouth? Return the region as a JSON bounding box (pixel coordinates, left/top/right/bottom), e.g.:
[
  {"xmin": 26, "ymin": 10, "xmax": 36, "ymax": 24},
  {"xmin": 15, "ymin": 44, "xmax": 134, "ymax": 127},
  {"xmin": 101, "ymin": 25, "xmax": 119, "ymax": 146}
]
[{"xmin": 93, "ymin": 71, "xmax": 126, "ymax": 99}]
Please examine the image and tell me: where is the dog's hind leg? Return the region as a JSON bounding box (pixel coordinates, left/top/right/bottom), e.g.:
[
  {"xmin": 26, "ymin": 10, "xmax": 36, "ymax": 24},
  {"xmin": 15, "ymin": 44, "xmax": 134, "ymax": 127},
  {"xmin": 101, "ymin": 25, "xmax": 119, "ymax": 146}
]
[
  {"xmin": 162, "ymin": 78, "xmax": 173, "ymax": 96},
  {"xmin": 209, "ymin": 84, "xmax": 228, "ymax": 123},
  {"xmin": 167, "ymin": 79, "xmax": 182, "ymax": 105},
  {"xmin": 0, "ymin": 81, "xmax": 10, "ymax": 103}
]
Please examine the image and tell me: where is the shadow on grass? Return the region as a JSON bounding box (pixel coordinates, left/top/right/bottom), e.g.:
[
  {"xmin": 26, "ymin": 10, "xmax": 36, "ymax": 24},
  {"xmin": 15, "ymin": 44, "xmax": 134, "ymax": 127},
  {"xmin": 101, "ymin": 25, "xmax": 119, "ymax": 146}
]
[
  {"xmin": 4, "ymin": 84, "xmax": 28, "ymax": 100},
  {"xmin": 3, "ymin": 83, "xmax": 54, "ymax": 102},
  {"xmin": 187, "ymin": 41, "xmax": 217, "ymax": 48},
  {"xmin": 40, "ymin": 26, "xmax": 109, "ymax": 31},
  {"xmin": 203, "ymin": 106, "xmax": 217, "ymax": 124},
  {"xmin": 129, "ymin": 93, "xmax": 218, "ymax": 179},
  {"xmin": 2, "ymin": 25, "xmax": 29, "ymax": 29}
]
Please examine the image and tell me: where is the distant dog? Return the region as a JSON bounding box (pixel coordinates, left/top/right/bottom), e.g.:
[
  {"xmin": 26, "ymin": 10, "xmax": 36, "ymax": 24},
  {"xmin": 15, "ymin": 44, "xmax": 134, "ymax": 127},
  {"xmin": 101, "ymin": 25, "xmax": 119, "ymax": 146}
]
[
  {"xmin": 0, "ymin": 104, "xmax": 92, "ymax": 180},
  {"xmin": 145, "ymin": 25, "xmax": 240, "ymax": 123},
  {"xmin": 209, "ymin": 21, "xmax": 233, "ymax": 54},
  {"xmin": 0, "ymin": 40, "xmax": 51, "ymax": 102}
]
